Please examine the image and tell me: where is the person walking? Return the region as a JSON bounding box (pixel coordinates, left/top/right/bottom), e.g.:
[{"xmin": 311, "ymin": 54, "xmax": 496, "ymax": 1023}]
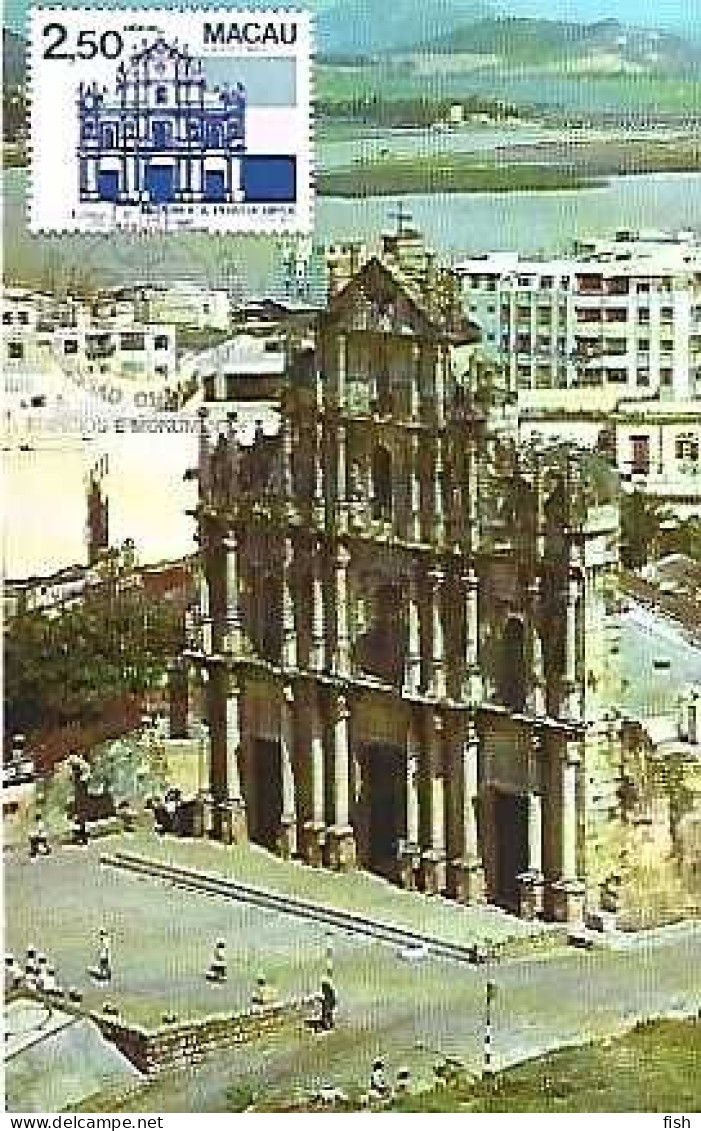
[
  {"xmin": 320, "ymin": 977, "xmax": 337, "ymax": 1031},
  {"xmin": 97, "ymin": 929, "xmax": 111, "ymax": 983}
]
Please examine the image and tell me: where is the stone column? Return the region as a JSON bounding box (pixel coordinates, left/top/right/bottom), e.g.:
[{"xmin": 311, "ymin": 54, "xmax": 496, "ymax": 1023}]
[
  {"xmin": 398, "ymin": 710, "xmax": 422, "ymax": 889},
  {"xmin": 410, "ymin": 433, "xmax": 422, "ymax": 542},
  {"xmin": 463, "ymin": 567, "xmax": 481, "ymax": 704},
  {"xmin": 337, "ymin": 421, "xmax": 349, "ymax": 534},
  {"xmin": 422, "ymin": 711, "xmax": 447, "ymax": 894},
  {"xmin": 429, "ymin": 569, "xmax": 447, "ymax": 700},
  {"xmin": 550, "ymin": 740, "xmax": 585, "ymax": 923},
  {"xmin": 528, "ymin": 578, "xmax": 546, "ymax": 716},
  {"xmin": 564, "ymin": 575, "xmax": 581, "ymax": 721},
  {"xmin": 435, "ymin": 347, "xmax": 446, "ymax": 428},
  {"xmin": 218, "ymin": 674, "xmax": 247, "ymax": 845},
  {"xmin": 282, "ymin": 413, "xmax": 295, "ymax": 503},
  {"xmin": 223, "ymin": 535, "xmax": 242, "ymax": 657},
  {"xmin": 517, "ymin": 791, "xmax": 544, "ymax": 919},
  {"xmin": 333, "ymin": 545, "xmax": 352, "ymax": 678},
  {"xmin": 282, "ymin": 536, "xmax": 297, "ymax": 670},
  {"xmin": 279, "ymin": 684, "xmax": 297, "ymax": 858},
  {"xmin": 302, "ymin": 692, "xmax": 326, "ymax": 866},
  {"xmin": 449, "ymin": 720, "xmax": 485, "ymax": 903},
  {"xmin": 313, "ymin": 421, "xmax": 325, "ymax": 524},
  {"xmin": 197, "ymin": 408, "xmax": 210, "ymax": 500},
  {"xmin": 337, "ymin": 332, "xmax": 347, "ymax": 409},
  {"xmin": 434, "ymin": 436, "xmax": 446, "ymax": 544},
  {"xmin": 328, "ymin": 692, "xmax": 357, "ymax": 871},
  {"xmin": 199, "ymin": 567, "xmax": 212, "ymax": 654},
  {"xmin": 410, "ymin": 343, "xmax": 421, "ymax": 420},
  {"xmin": 402, "ymin": 567, "xmax": 422, "ymax": 695},
  {"xmin": 310, "ymin": 551, "xmax": 326, "ymax": 672}
]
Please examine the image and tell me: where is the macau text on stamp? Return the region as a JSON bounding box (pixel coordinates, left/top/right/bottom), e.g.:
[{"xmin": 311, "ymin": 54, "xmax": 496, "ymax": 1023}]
[{"xmin": 28, "ymin": 7, "xmax": 313, "ymax": 234}]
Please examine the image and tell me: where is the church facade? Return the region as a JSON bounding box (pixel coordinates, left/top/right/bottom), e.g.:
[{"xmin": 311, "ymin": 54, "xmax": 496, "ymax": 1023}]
[
  {"xmin": 174, "ymin": 234, "xmax": 624, "ymax": 924},
  {"xmin": 78, "ymin": 36, "xmax": 246, "ymax": 206}
]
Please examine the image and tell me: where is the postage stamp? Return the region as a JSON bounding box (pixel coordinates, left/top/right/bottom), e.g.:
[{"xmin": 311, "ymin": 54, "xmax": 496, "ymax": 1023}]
[{"xmin": 28, "ymin": 7, "xmax": 313, "ymax": 234}]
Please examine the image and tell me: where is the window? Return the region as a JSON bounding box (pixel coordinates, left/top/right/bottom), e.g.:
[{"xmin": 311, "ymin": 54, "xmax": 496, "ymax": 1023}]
[
  {"xmin": 18, "ymin": 311, "xmax": 29, "ymax": 325},
  {"xmin": 637, "ymin": 280, "xmax": 651, "ymax": 293},
  {"xmin": 604, "ymin": 338, "xmax": 627, "ymax": 356},
  {"xmin": 120, "ymin": 333, "xmax": 145, "ymax": 351},
  {"xmin": 188, "ymin": 119, "xmax": 200, "ymax": 141},
  {"xmin": 606, "ymin": 368, "xmax": 628, "ymax": 384},
  {"xmin": 638, "ymin": 309, "xmax": 650, "ymax": 324},
  {"xmin": 630, "ymin": 435, "xmax": 651, "ymax": 475},
  {"xmin": 64, "ymin": 339, "xmax": 79, "ymax": 354},
  {"xmin": 156, "ymin": 85, "xmax": 168, "ymax": 105},
  {"xmin": 154, "ymin": 334, "xmax": 170, "ymax": 350},
  {"xmin": 607, "ymin": 277, "xmax": 630, "ymax": 296},
  {"xmin": 371, "ymin": 445, "xmax": 393, "ymax": 522},
  {"xmin": 8, "ymin": 341, "xmax": 24, "ymax": 359},
  {"xmin": 660, "ymin": 369, "xmax": 673, "ymax": 387},
  {"xmin": 2, "ymin": 311, "xmax": 12, "ymax": 325},
  {"xmin": 660, "ymin": 306, "xmax": 675, "ymax": 321},
  {"xmin": 676, "ymin": 435, "xmax": 700, "ymax": 464}
]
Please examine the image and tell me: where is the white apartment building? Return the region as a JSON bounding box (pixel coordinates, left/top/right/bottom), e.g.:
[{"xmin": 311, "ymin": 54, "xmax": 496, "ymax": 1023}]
[
  {"xmin": 53, "ymin": 322, "xmax": 177, "ymax": 383},
  {"xmin": 455, "ymin": 230, "xmax": 701, "ymax": 405},
  {"xmin": 136, "ymin": 283, "xmax": 231, "ymax": 331},
  {"xmin": 187, "ymin": 331, "xmax": 288, "ymax": 403},
  {"xmin": 3, "ymin": 288, "xmax": 179, "ymax": 416}
]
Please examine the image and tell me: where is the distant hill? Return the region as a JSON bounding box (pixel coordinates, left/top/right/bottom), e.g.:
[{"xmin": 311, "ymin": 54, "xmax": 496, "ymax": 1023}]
[
  {"xmin": 318, "ymin": 0, "xmax": 492, "ymax": 56},
  {"xmin": 422, "ymin": 17, "xmax": 701, "ymax": 71}
]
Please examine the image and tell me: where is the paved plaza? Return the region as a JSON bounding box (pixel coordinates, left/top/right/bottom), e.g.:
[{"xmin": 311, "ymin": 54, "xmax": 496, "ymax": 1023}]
[{"xmin": 5, "ymin": 832, "xmax": 700, "ymax": 1110}]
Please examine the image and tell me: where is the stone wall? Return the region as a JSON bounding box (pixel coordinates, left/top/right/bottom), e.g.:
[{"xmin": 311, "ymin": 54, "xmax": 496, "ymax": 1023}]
[{"xmin": 96, "ymin": 996, "xmax": 320, "ymax": 1075}]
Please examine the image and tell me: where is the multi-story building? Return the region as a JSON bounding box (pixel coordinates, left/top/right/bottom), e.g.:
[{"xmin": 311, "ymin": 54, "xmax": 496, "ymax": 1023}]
[
  {"xmin": 136, "ymin": 284, "xmax": 232, "ymax": 331},
  {"xmin": 456, "ymin": 232, "xmax": 701, "ymax": 512},
  {"xmin": 3, "ymin": 287, "xmax": 178, "ymax": 400},
  {"xmin": 455, "ymin": 231, "xmax": 701, "ymax": 404},
  {"xmin": 53, "ymin": 321, "xmax": 177, "ymax": 383},
  {"xmin": 174, "ymin": 238, "xmax": 626, "ymax": 924}
]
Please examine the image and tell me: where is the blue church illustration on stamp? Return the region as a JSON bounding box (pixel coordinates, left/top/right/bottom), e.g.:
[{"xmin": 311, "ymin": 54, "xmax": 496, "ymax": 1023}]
[{"xmin": 78, "ymin": 36, "xmax": 294, "ymax": 207}]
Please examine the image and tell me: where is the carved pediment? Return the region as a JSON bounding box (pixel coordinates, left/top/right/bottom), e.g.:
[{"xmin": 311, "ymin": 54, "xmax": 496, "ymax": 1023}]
[{"xmin": 324, "ymin": 257, "xmax": 437, "ymax": 338}]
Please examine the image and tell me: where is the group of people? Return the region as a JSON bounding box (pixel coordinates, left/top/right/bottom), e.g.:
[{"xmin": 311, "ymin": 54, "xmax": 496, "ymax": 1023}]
[
  {"xmin": 6, "ymin": 948, "xmax": 63, "ymax": 996},
  {"xmin": 6, "ymin": 928, "xmax": 112, "ymax": 1000},
  {"xmin": 28, "ymin": 817, "xmax": 51, "ymax": 859},
  {"xmin": 28, "ymin": 811, "xmax": 92, "ymax": 860}
]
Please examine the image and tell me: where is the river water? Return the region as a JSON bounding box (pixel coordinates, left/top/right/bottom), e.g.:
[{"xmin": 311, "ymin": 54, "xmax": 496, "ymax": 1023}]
[{"xmin": 5, "ymin": 147, "xmax": 701, "ymax": 294}]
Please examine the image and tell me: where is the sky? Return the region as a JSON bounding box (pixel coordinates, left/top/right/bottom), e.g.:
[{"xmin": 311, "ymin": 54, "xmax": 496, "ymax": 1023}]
[
  {"xmin": 5, "ymin": 0, "xmax": 701, "ymax": 37},
  {"xmin": 494, "ymin": 0, "xmax": 700, "ymax": 35}
]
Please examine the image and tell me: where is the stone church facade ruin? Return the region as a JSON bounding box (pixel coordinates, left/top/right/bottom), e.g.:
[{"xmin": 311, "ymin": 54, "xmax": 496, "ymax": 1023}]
[{"xmin": 174, "ymin": 236, "xmax": 624, "ymax": 924}]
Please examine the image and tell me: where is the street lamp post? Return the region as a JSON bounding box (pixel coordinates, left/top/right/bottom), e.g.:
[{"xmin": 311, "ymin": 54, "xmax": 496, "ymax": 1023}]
[
  {"xmin": 325, "ymin": 930, "xmax": 334, "ymax": 981},
  {"xmin": 484, "ymin": 979, "xmax": 497, "ymax": 1081}
]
